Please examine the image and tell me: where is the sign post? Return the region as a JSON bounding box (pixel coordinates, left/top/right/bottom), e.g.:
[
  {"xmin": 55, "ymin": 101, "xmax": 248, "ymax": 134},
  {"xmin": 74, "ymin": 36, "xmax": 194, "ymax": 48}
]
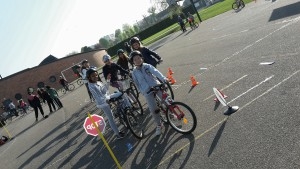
[{"xmin": 83, "ymin": 113, "xmax": 121, "ymax": 169}]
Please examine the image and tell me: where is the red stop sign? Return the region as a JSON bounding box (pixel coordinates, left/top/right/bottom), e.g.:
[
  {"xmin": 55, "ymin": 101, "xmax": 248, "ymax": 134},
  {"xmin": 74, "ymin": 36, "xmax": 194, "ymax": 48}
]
[{"xmin": 83, "ymin": 114, "xmax": 106, "ymax": 136}]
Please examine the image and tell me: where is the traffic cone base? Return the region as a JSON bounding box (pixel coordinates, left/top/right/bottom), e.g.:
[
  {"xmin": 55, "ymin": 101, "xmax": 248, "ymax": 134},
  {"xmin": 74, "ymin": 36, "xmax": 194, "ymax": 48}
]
[
  {"xmin": 190, "ymin": 76, "xmax": 199, "ymax": 87},
  {"xmin": 168, "ymin": 73, "xmax": 176, "ymax": 85}
]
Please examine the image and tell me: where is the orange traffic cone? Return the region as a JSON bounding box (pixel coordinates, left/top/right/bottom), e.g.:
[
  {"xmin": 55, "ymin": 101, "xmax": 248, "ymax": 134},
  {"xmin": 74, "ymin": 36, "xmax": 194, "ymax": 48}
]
[
  {"xmin": 190, "ymin": 75, "xmax": 199, "ymax": 87},
  {"xmin": 168, "ymin": 73, "xmax": 176, "ymax": 85},
  {"xmin": 214, "ymin": 88, "xmax": 228, "ymax": 102},
  {"xmin": 168, "ymin": 67, "xmax": 174, "ymax": 75}
]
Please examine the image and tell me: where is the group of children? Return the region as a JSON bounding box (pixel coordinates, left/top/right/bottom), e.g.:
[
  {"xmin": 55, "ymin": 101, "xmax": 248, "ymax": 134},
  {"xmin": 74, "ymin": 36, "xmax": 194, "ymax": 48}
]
[
  {"xmin": 85, "ymin": 37, "xmax": 168, "ymax": 139},
  {"xmin": 28, "ymin": 86, "xmax": 63, "ymax": 122}
]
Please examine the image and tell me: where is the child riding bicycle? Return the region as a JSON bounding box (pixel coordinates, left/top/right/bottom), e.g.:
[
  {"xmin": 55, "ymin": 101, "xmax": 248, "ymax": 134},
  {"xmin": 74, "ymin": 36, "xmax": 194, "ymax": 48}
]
[{"xmin": 129, "ymin": 50, "xmax": 169, "ymax": 136}]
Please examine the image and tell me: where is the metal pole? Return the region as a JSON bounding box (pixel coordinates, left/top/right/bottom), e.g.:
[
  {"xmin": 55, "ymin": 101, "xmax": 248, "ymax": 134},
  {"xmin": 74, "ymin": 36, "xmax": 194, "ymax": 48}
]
[{"xmin": 189, "ymin": 0, "xmax": 202, "ymax": 22}]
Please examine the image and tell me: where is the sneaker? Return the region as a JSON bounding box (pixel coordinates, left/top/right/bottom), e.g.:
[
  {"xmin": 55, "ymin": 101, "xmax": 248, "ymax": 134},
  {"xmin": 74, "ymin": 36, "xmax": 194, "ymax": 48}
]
[
  {"xmin": 116, "ymin": 131, "xmax": 126, "ymax": 140},
  {"xmin": 155, "ymin": 125, "xmax": 162, "ymax": 136}
]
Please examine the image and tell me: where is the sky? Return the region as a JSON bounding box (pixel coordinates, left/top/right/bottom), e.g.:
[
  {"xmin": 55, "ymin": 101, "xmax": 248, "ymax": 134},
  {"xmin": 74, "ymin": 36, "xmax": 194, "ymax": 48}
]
[{"xmin": 0, "ymin": 0, "xmax": 154, "ymax": 78}]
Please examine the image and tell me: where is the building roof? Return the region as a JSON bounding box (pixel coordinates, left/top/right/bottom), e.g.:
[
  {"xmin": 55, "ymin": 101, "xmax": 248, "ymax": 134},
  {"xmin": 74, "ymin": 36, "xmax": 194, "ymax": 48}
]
[{"xmin": 39, "ymin": 55, "xmax": 58, "ymax": 66}]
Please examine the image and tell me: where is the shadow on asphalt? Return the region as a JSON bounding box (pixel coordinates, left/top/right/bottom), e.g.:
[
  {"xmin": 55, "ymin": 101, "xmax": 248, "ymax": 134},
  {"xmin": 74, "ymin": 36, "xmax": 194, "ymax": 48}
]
[
  {"xmin": 130, "ymin": 129, "xmax": 196, "ymax": 169},
  {"xmin": 269, "ymin": 1, "xmax": 300, "ymax": 21},
  {"xmin": 214, "ymin": 101, "xmax": 221, "ymax": 111},
  {"xmin": 208, "ymin": 118, "xmax": 228, "ymax": 157}
]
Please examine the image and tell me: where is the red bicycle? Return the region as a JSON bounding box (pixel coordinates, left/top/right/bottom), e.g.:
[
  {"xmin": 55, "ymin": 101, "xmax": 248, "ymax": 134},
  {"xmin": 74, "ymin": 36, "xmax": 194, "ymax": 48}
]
[{"xmin": 147, "ymin": 83, "xmax": 197, "ymax": 134}]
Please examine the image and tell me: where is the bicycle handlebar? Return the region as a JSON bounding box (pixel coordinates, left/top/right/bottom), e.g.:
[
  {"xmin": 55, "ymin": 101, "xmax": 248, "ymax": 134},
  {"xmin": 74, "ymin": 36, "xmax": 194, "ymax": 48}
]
[{"xmin": 146, "ymin": 83, "xmax": 167, "ymax": 94}]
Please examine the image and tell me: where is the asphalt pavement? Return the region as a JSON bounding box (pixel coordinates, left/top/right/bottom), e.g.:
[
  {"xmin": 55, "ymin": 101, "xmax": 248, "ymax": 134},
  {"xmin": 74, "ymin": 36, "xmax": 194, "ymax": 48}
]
[{"xmin": 1, "ymin": 0, "xmax": 300, "ymax": 168}]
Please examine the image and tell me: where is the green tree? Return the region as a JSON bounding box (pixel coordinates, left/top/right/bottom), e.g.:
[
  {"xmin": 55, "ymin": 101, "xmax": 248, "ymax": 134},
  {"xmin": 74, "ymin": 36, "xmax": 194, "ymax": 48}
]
[
  {"xmin": 99, "ymin": 38, "xmax": 110, "ymax": 48},
  {"xmin": 115, "ymin": 29, "xmax": 123, "ymax": 42}
]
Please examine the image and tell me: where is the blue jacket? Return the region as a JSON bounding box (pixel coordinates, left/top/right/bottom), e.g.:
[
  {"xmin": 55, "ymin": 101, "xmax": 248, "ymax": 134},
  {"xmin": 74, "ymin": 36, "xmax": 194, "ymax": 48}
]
[{"xmin": 131, "ymin": 63, "xmax": 166, "ymax": 95}]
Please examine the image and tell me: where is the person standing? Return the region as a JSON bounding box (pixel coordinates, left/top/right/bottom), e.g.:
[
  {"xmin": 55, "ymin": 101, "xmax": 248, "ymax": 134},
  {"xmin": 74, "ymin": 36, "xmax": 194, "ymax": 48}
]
[
  {"xmin": 40, "ymin": 88, "xmax": 56, "ymax": 113},
  {"xmin": 129, "ymin": 50, "xmax": 168, "ymax": 136},
  {"xmin": 59, "ymin": 76, "xmax": 69, "ymax": 91},
  {"xmin": 45, "ymin": 86, "xmax": 63, "ymax": 109},
  {"xmin": 27, "ymin": 92, "xmax": 45, "ymax": 122},
  {"xmin": 81, "ymin": 60, "xmax": 94, "ymax": 102},
  {"xmin": 129, "ymin": 37, "xmax": 163, "ymax": 68},
  {"xmin": 116, "ymin": 49, "xmax": 133, "ymax": 77},
  {"xmin": 102, "ymin": 54, "xmax": 130, "ymax": 90},
  {"xmin": 86, "ymin": 67, "xmax": 126, "ymax": 139}
]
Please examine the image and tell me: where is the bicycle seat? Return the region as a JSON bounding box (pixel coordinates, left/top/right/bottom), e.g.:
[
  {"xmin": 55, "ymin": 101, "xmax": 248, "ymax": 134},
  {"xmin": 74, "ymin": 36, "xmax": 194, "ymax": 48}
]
[{"xmin": 108, "ymin": 92, "xmax": 124, "ymax": 102}]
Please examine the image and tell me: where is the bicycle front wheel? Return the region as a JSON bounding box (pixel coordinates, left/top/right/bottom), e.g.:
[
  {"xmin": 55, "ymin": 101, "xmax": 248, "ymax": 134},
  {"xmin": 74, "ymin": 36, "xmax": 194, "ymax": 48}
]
[
  {"xmin": 130, "ymin": 81, "xmax": 139, "ymax": 98},
  {"xmin": 127, "ymin": 90, "xmax": 143, "ymax": 115},
  {"xmin": 124, "ymin": 108, "xmax": 144, "ymax": 139},
  {"xmin": 167, "ymin": 102, "xmax": 197, "ymax": 134},
  {"xmin": 157, "ymin": 79, "xmax": 174, "ymax": 100}
]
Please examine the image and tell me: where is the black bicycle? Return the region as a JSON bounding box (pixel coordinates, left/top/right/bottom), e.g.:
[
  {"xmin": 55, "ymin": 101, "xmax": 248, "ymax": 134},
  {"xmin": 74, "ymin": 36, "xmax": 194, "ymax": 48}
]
[
  {"xmin": 61, "ymin": 83, "xmax": 75, "ymax": 94},
  {"xmin": 109, "ymin": 89, "xmax": 144, "ymax": 139},
  {"xmin": 147, "ymin": 83, "xmax": 197, "ymax": 134}
]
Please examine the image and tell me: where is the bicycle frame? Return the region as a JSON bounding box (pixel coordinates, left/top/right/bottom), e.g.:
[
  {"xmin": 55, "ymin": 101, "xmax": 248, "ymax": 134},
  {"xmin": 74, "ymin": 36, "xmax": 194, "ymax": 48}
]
[{"xmin": 153, "ymin": 87, "xmax": 185, "ymax": 121}]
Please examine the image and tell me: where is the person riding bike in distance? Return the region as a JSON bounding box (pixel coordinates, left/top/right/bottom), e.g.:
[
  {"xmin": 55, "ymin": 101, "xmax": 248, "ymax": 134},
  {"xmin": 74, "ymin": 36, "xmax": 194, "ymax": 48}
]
[
  {"xmin": 129, "ymin": 50, "xmax": 168, "ymax": 136},
  {"xmin": 86, "ymin": 67, "xmax": 126, "ymax": 140},
  {"xmin": 102, "ymin": 54, "xmax": 130, "ymax": 90},
  {"xmin": 129, "ymin": 37, "xmax": 163, "ymax": 68}
]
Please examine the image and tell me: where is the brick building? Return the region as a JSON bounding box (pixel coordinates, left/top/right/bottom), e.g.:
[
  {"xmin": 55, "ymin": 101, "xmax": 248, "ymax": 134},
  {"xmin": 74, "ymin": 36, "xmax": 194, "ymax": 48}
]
[{"xmin": 0, "ymin": 49, "xmax": 107, "ymax": 112}]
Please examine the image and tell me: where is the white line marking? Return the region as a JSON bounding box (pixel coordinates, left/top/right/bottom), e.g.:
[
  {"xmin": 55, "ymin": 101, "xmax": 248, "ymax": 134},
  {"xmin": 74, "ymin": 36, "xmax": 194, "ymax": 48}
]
[
  {"xmin": 228, "ymin": 75, "xmax": 274, "ymax": 104},
  {"xmin": 203, "ymin": 75, "xmax": 248, "ymax": 101},
  {"xmin": 239, "ymin": 70, "xmax": 300, "ymax": 110}
]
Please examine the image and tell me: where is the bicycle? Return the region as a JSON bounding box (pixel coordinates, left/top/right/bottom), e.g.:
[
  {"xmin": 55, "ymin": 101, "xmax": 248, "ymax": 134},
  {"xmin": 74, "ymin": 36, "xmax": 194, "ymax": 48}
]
[
  {"xmin": 147, "ymin": 83, "xmax": 197, "ymax": 134},
  {"xmin": 117, "ymin": 77, "xmax": 143, "ymax": 115},
  {"xmin": 61, "ymin": 83, "xmax": 75, "ymax": 94},
  {"xmin": 156, "ymin": 78, "xmax": 174, "ymax": 100},
  {"xmin": 109, "ymin": 89, "xmax": 144, "ymax": 139}
]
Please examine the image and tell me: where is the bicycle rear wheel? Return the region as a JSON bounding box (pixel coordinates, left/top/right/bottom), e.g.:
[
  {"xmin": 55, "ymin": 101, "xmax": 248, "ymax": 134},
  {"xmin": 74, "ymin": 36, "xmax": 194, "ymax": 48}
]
[
  {"xmin": 124, "ymin": 108, "xmax": 144, "ymax": 139},
  {"xmin": 68, "ymin": 84, "xmax": 75, "ymax": 91},
  {"xmin": 77, "ymin": 79, "xmax": 83, "ymax": 86},
  {"xmin": 167, "ymin": 102, "xmax": 197, "ymax": 134},
  {"xmin": 232, "ymin": 2, "xmax": 238, "ymax": 10}
]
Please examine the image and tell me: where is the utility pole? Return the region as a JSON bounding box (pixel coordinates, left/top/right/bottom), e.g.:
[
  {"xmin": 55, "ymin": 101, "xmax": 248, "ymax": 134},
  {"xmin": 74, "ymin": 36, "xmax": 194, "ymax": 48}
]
[{"xmin": 189, "ymin": 0, "xmax": 202, "ymax": 22}]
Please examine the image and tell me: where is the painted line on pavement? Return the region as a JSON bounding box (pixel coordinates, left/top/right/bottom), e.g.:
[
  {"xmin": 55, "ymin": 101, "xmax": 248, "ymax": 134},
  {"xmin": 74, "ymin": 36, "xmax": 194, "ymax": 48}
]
[
  {"xmin": 157, "ymin": 70, "xmax": 298, "ymax": 167},
  {"xmin": 203, "ymin": 74, "xmax": 248, "ymax": 102}
]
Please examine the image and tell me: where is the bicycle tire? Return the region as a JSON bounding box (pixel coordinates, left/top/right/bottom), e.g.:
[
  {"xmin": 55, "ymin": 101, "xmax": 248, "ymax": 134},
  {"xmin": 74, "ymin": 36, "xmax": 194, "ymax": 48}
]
[
  {"xmin": 130, "ymin": 81, "xmax": 139, "ymax": 98},
  {"xmin": 124, "ymin": 108, "xmax": 144, "ymax": 139},
  {"xmin": 167, "ymin": 102, "xmax": 197, "ymax": 134},
  {"xmin": 68, "ymin": 84, "xmax": 75, "ymax": 91},
  {"xmin": 77, "ymin": 79, "xmax": 84, "ymax": 86},
  {"xmin": 157, "ymin": 79, "xmax": 174, "ymax": 100},
  {"xmin": 232, "ymin": 2, "xmax": 238, "ymax": 10},
  {"xmin": 127, "ymin": 90, "xmax": 143, "ymax": 115}
]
